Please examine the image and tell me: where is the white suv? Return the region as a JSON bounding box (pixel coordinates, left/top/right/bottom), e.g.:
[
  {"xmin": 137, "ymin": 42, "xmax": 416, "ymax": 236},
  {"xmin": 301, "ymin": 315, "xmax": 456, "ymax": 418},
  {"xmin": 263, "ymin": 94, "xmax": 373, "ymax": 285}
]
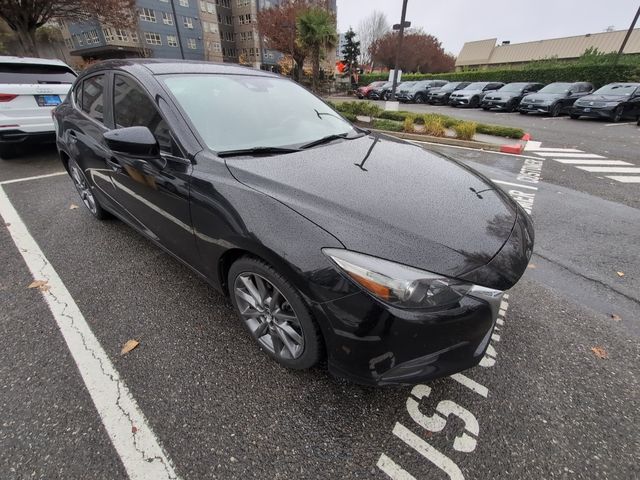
[{"xmin": 0, "ymin": 56, "xmax": 76, "ymax": 158}]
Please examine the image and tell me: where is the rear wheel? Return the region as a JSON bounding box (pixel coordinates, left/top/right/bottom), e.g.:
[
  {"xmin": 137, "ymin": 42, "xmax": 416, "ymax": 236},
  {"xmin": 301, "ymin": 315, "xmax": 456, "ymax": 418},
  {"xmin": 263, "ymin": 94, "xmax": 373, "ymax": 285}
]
[
  {"xmin": 69, "ymin": 158, "xmax": 109, "ymax": 220},
  {"xmin": 228, "ymin": 256, "xmax": 322, "ymax": 370}
]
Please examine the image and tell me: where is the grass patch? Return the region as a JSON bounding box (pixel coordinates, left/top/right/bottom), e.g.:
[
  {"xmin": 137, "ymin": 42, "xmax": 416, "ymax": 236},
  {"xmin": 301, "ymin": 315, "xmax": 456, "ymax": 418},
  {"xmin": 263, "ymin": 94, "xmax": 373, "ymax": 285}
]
[
  {"xmin": 453, "ymin": 121, "xmax": 477, "ymax": 140},
  {"xmin": 403, "ymin": 117, "xmax": 415, "ymax": 133},
  {"xmin": 422, "ymin": 114, "xmax": 446, "ymax": 137},
  {"xmin": 372, "ymin": 118, "xmax": 404, "ymax": 132},
  {"xmin": 334, "ymin": 100, "xmax": 383, "ymax": 117}
]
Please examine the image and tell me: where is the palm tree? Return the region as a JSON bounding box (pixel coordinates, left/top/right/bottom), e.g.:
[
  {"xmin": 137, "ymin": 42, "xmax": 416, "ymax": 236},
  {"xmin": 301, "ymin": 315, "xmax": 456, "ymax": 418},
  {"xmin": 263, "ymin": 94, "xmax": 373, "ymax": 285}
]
[{"xmin": 296, "ymin": 7, "xmax": 337, "ymax": 91}]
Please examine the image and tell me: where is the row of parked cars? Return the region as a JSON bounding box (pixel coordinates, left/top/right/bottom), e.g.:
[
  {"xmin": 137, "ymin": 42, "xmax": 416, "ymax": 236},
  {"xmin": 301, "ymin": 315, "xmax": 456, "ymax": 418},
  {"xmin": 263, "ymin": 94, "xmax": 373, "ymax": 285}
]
[{"xmin": 355, "ymin": 79, "xmax": 640, "ymax": 122}]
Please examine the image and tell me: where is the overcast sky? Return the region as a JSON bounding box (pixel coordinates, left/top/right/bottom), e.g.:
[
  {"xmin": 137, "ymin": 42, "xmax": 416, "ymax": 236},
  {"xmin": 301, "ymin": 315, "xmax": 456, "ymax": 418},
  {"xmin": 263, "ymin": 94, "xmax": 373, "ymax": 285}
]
[{"xmin": 336, "ymin": 0, "xmax": 640, "ymax": 55}]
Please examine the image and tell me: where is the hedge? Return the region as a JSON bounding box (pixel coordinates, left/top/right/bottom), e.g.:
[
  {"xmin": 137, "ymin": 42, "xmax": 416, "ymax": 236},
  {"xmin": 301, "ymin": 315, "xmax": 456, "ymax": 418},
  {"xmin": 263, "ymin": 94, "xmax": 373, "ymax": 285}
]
[{"xmin": 359, "ymin": 63, "xmax": 640, "ymax": 89}]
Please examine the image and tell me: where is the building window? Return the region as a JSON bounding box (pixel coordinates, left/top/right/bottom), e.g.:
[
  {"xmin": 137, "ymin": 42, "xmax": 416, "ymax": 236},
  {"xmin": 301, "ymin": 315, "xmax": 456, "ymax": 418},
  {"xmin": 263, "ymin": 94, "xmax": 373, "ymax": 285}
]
[
  {"xmin": 162, "ymin": 12, "xmax": 174, "ymax": 25},
  {"xmin": 115, "ymin": 29, "xmax": 129, "ymax": 42},
  {"xmin": 221, "ymin": 0, "xmax": 230, "ymax": 7},
  {"xmin": 167, "ymin": 35, "xmax": 178, "ymax": 47},
  {"xmin": 130, "ymin": 31, "xmax": 138, "ymax": 43},
  {"xmin": 159, "ymin": 0, "xmax": 168, "ymax": 2},
  {"xmin": 65, "ymin": 37, "xmax": 74, "ymax": 49},
  {"xmin": 139, "ymin": 8, "xmax": 156, "ymax": 22},
  {"xmin": 213, "ymin": 42, "xmax": 221, "ymax": 53},
  {"xmin": 207, "ymin": 2, "xmax": 215, "ymax": 13},
  {"xmin": 187, "ymin": 38, "xmax": 197, "ymax": 49},
  {"xmin": 103, "ymin": 27, "xmax": 114, "ymax": 42},
  {"xmin": 144, "ymin": 32, "xmax": 162, "ymax": 45},
  {"xmin": 184, "ymin": 17, "xmax": 194, "ymax": 29},
  {"xmin": 73, "ymin": 34, "xmax": 83, "ymax": 46},
  {"xmin": 179, "ymin": 0, "xmax": 189, "ymax": 6},
  {"xmin": 200, "ymin": 1, "xmax": 206, "ymax": 11},
  {"xmin": 225, "ymin": 15, "xmax": 232, "ymax": 25}
]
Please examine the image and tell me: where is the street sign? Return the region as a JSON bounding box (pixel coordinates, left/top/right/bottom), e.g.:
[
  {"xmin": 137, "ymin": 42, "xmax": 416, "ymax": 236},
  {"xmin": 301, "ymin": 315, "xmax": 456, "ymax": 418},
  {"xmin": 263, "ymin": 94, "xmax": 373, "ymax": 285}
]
[
  {"xmin": 388, "ymin": 69, "xmax": 402, "ymax": 83},
  {"xmin": 392, "ymin": 21, "xmax": 411, "ymax": 30}
]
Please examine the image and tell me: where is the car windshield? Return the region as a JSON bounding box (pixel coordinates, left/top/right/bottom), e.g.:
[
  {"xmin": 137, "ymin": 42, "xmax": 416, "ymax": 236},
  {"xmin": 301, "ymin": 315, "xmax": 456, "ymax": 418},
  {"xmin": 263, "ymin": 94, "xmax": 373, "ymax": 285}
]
[
  {"xmin": 463, "ymin": 82, "xmax": 488, "ymax": 90},
  {"xmin": 399, "ymin": 82, "xmax": 415, "ymax": 89},
  {"xmin": 162, "ymin": 74, "xmax": 356, "ymax": 152},
  {"xmin": 499, "ymin": 83, "xmax": 528, "ymax": 92},
  {"xmin": 439, "ymin": 82, "xmax": 460, "ymax": 92},
  {"xmin": 592, "ymin": 84, "xmax": 637, "ymax": 96},
  {"xmin": 369, "ymin": 81, "xmax": 384, "ymax": 87},
  {"xmin": 538, "ymin": 83, "xmax": 571, "ymax": 94},
  {"xmin": 0, "ymin": 63, "xmax": 76, "ymax": 84}
]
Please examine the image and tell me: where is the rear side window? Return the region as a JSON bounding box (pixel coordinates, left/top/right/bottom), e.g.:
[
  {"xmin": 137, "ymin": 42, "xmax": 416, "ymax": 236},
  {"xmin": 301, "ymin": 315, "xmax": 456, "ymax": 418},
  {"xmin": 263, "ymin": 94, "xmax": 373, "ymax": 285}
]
[
  {"xmin": 81, "ymin": 75, "xmax": 105, "ymax": 123},
  {"xmin": 113, "ymin": 74, "xmax": 173, "ymax": 153},
  {"xmin": 0, "ymin": 63, "xmax": 76, "ymax": 84}
]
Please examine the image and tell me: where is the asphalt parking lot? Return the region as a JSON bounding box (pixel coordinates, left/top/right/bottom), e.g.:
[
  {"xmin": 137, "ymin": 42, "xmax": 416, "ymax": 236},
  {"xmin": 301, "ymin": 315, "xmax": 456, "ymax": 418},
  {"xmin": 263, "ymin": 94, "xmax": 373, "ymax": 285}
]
[{"xmin": 1, "ymin": 127, "xmax": 638, "ymax": 479}]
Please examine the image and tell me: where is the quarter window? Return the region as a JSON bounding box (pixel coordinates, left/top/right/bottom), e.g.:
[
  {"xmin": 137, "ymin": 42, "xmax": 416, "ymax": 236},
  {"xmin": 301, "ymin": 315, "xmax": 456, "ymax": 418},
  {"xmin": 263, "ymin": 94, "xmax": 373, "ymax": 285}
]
[
  {"xmin": 80, "ymin": 75, "xmax": 105, "ymax": 123},
  {"xmin": 113, "ymin": 74, "xmax": 173, "ymax": 153}
]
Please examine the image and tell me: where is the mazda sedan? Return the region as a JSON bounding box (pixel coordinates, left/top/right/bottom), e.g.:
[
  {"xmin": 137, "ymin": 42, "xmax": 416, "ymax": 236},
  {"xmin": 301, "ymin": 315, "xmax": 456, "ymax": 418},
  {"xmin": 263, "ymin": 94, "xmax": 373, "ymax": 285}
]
[{"xmin": 53, "ymin": 59, "xmax": 533, "ymax": 386}]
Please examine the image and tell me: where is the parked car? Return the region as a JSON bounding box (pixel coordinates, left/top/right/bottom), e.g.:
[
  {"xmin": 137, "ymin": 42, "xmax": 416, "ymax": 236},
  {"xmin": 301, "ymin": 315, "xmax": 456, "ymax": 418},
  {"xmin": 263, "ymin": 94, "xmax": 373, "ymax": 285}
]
[
  {"xmin": 356, "ymin": 80, "xmax": 386, "ymax": 99},
  {"xmin": 518, "ymin": 82, "xmax": 593, "ymax": 117},
  {"xmin": 397, "ymin": 80, "xmax": 449, "ymax": 103},
  {"xmin": 53, "ymin": 59, "xmax": 533, "ymax": 386},
  {"xmin": 427, "ymin": 81, "xmax": 471, "ymax": 104},
  {"xmin": 393, "ymin": 81, "xmax": 417, "ymax": 101},
  {"xmin": 481, "ymin": 82, "xmax": 544, "ymax": 112},
  {"xmin": 0, "ymin": 55, "xmax": 76, "ymax": 158},
  {"xmin": 570, "ymin": 83, "xmax": 640, "ymax": 122},
  {"xmin": 449, "ymin": 82, "xmax": 504, "ymax": 108},
  {"xmin": 368, "ymin": 81, "xmax": 393, "ymax": 100}
]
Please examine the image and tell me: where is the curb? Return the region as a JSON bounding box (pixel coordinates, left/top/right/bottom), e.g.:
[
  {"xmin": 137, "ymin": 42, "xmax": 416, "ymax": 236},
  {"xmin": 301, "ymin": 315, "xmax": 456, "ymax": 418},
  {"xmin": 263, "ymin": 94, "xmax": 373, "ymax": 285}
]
[
  {"xmin": 499, "ymin": 132, "xmax": 531, "ymax": 155},
  {"xmin": 366, "ymin": 128, "xmax": 503, "ymax": 152}
]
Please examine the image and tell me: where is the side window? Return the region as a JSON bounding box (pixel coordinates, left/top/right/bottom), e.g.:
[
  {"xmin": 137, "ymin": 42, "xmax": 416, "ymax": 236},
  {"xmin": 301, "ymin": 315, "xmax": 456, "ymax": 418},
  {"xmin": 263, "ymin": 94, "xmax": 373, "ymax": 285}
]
[
  {"xmin": 81, "ymin": 75, "xmax": 105, "ymax": 123},
  {"xmin": 112, "ymin": 74, "xmax": 174, "ymax": 153},
  {"xmin": 74, "ymin": 82, "xmax": 83, "ymax": 107}
]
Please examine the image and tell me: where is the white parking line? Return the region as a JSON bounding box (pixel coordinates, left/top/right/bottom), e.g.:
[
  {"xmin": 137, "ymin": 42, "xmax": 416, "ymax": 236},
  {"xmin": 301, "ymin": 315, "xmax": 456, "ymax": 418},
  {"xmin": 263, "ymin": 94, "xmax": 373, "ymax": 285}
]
[
  {"xmin": 533, "ymin": 152, "xmax": 605, "ymax": 158},
  {"xmin": 604, "ymin": 122, "xmax": 636, "ymax": 127},
  {"xmin": 491, "ymin": 179, "xmax": 538, "ymax": 190},
  {"xmin": 0, "ymin": 171, "xmax": 67, "ymax": 185},
  {"xmin": 525, "ymin": 146, "xmax": 582, "ymax": 153},
  {"xmin": 450, "ymin": 373, "xmax": 489, "ymax": 398},
  {"xmin": 576, "ymin": 166, "xmax": 640, "ymax": 173},
  {"xmin": 554, "ymin": 159, "xmax": 632, "ymax": 165},
  {"xmin": 0, "ymin": 186, "xmax": 180, "ymax": 480},
  {"xmin": 604, "ymin": 176, "xmax": 640, "ymax": 183}
]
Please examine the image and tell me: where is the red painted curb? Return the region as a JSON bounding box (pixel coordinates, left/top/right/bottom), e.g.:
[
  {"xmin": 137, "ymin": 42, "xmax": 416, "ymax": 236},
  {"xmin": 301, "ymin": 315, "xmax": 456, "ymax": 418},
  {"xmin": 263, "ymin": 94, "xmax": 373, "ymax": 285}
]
[
  {"xmin": 521, "ymin": 133, "xmax": 532, "ymax": 141},
  {"xmin": 500, "ymin": 144, "xmax": 524, "ymax": 154}
]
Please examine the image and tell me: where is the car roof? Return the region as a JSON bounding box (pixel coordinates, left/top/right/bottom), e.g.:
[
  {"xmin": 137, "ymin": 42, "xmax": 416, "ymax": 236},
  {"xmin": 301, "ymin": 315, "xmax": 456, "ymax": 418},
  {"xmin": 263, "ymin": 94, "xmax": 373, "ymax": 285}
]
[
  {"xmin": 0, "ymin": 55, "xmax": 71, "ymax": 67},
  {"xmin": 82, "ymin": 58, "xmax": 279, "ymax": 78}
]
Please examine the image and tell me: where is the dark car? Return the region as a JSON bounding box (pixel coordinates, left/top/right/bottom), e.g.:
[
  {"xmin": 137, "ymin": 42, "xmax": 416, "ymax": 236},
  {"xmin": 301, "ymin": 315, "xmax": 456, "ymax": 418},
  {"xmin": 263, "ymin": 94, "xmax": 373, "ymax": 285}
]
[
  {"xmin": 518, "ymin": 82, "xmax": 593, "ymax": 117},
  {"xmin": 449, "ymin": 82, "xmax": 504, "ymax": 108},
  {"xmin": 368, "ymin": 81, "xmax": 393, "ymax": 100},
  {"xmin": 397, "ymin": 79, "xmax": 449, "ymax": 103},
  {"xmin": 392, "ymin": 81, "xmax": 417, "ymax": 101},
  {"xmin": 356, "ymin": 80, "xmax": 386, "ymax": 99},
  {"xmin": 53, "ymin": 59, "xmax": 533, "ymax": 386},
  {"xmin": 570, "ymin": 83, "xmax": 640, "ymax": 122},
  {"xmin": 427, "ymin": 81, "xmax": 471, "ymax": 104},
  {"xmin": 481, "ymin": 82, "xmax": 544, "ymax": 112}
]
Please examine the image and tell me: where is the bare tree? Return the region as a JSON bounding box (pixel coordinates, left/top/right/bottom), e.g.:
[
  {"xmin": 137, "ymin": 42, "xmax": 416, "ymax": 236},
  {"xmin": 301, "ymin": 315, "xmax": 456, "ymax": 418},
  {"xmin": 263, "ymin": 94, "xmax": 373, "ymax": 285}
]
[
  {"xmin": 357, "ymin": 10, "xmax": 389, "ymax": 69},
  {"xmin": 0, "ymin": 0, "xmax": 135, "ymax": 57}
]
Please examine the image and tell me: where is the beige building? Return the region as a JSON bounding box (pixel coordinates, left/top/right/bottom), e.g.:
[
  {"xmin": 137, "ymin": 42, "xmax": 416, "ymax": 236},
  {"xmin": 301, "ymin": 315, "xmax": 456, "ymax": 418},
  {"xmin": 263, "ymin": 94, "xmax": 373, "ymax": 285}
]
[{"xmin": 456, "ymin": 28, "xmax": 640, "ymax": 70}]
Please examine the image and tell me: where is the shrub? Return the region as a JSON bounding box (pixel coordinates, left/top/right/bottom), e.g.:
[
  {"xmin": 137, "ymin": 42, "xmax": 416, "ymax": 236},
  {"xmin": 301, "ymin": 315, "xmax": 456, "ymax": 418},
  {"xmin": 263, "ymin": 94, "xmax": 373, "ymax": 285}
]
[
  {"xmin": 403, "ymin": 116, "xmax": 415, "ymax": 133},
  {"xmin": 476, "ymin": 124, "xmax": 523, "ymax": 139},
  {"xmin": 335, "ymin": 100, "xmax": 382, "ymax": 117},
  {"xmin": 341, "ymin": 112, "xmax": 358, "ymax": 122},
  {"xmin": 453, "ymin": 121, "xmax": 477, "ymax": 140},
  {"xmin": 422, "ymin": 114, "xmax": 446, "ymax": 137},
  {"xmin": 378, "ymin": 110, "xmax": 412, "ymax": 122},
  {"xmin": 372, "ymin": 118, "xmax": 404, "ymax": 132}
]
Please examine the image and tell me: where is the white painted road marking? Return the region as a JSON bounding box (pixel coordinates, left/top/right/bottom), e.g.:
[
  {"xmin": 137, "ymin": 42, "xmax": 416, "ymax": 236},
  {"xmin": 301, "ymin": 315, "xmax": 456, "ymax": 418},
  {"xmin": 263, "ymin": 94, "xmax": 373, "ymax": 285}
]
[
  {"xmin": 490, "ymin": 179, "xmax": 538, "ymax": 190},
  {"xmin": 604, "ymin": 121, "xmax": 636, "ymax": 127},
  {"xmin": 0, "ymin": 185, "xmax": 180, "ymax": 480},
  {"xmin": 525, "ymin": 145, "xmax": 582, "ymax": 153},
  {"xmin": 450, "ymin": 373, "xmax": 489, "ymax": 398},
  {"xmin": 533, "ymin": 152, "xmax": 605, "ymax": 158},
  {"xmin": 554, "ymin": 159, "xmax": 632, "ymax": 165},
  {"xmin": 576, "ymin": 166, "xmax": 640, "ymax": 173},
  {"xmin": 0, "ymin": 171, "xmax": 67, "ymax": 185},
  {"xmin": 377, "ymin": 454, "xmax": 416, "ymax": 480},
  {"xmin": 605, "ymin": 176, "xmax": 640, "ymax": 183}
]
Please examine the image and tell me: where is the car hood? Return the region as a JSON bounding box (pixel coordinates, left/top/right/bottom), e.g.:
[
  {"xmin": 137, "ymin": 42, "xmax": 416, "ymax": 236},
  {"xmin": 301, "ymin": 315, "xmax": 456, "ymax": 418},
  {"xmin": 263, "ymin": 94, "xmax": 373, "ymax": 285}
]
[
  {"xmin": 452, "ymin": 89, "xmax": 482, "ymax": 96},
  {"xmin": 226, "ymin": 135, "xmax": 527, "ymax": 289},
  {"xmin": 485, "ymin": 91, "xmax": 519, "ymax": 100},
  {"xmin": 522, "ymin": 93, "xmax": 564, "ymax": 102},
  {"xmin": 576, "ymin": 94, "xmax": 626, "ymax": 103}
]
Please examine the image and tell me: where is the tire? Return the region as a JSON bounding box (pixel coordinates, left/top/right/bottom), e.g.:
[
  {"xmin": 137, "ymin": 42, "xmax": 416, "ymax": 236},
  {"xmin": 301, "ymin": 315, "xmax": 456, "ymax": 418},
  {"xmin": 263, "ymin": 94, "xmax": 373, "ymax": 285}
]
[
  {"xmin": 519, "ymin": 110, "xmax": 528, "ymax": 115},
  {"xmin": 469, "ymin": 96, "xmax": 480, "ymax": 108},
  {"xmin": 414, "ymin": 93, "xmax": 425, "ymax": 104},
  {"xmin": 383, "ymin": 92, "xmax": 390, "ymax": 101},
  {"xmin": 611, "ymin": 105, "xmax": 624, "ymax": 123},
  {"xmin": 550, "ymin": 103, "xmax": 561, "ymax": 117},
  {"xmin": 570, "ymin": 114, "xmax": 580, "ymax": 120},
  {"xmin": 481, "ymin": 106, "xmax": 490, "ymax": 111},
  {"xmin": 68, "ymin": 158, "xmax": 109, "ymax": 220},
  {"xmin": 0, "ymin": 143, "xmax": 18, "ymax": 159},
  {"xmin": 228, "ymin": 256, "xmax": 322, "ymax": 370}
]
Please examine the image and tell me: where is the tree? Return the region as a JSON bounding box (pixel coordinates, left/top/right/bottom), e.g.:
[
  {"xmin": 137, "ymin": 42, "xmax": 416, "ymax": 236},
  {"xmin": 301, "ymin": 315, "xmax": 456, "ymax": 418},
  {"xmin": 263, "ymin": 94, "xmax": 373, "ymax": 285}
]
[
  {"xmin": 357, "ymin": 10, "xmax": 389, "ymax": 69},
  {"xmin": 296, "ymin": 7, "xmax": 337, "ymax": 91},
  {"xmin": 370, "ymin": 29, "xmax": 456, "ymax": 73},
  {"xmin": 0, "ymin": 0, "xmax": 134, "ymax": 57},
  {"xmin": 341, "ymin": 27, "xmax": 360, "ymax": 73}
]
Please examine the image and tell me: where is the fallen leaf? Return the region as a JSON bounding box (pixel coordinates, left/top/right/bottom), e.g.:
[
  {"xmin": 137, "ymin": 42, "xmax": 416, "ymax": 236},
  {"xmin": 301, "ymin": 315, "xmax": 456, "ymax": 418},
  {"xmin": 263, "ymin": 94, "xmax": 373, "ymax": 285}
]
[
  {"xmin": 131, "ymin": 426, "xmax": 138, "ymax": 434},
  {"xmin": 527, "ymin": 263, "xmax": 537, "ymax": 269},
  {"xmin": 610, "ymin": 314, "xmax": 621, "ymax": 321},
  {"xmin": 28, "ymin": 280, "xmax": 48, "ymax": 289},
  {"xmin": 616, "ymin": 271, "xmax": 625, "ymax": 277},
  {"xmin": 69, "ymin": 204, "xmax": 79, "ymax": 210},
  {"xmin": 121, "ymin": 339, "xmax": 140, "ymax": 355},
  {"xmin": 591, "ymin": 346, "xmax": 608, "ymax": 359}
]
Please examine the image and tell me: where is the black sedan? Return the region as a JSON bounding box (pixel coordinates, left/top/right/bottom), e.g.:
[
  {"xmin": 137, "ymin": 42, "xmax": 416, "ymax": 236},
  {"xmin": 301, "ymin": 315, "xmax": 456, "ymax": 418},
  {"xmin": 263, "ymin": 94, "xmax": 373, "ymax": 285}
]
[
  {"xmin": 427, "ymin": 81, "xmax": 471, "ymax": 104},
  {"xmin": 368, "ymin": 81, "xmax": 393, "ymax": 100},
  {"xmin": 53, "ymin": 59, "xmax": 533, "ymax": 386},
  {"xmin": 448, "ymin": 82, "xmax": 504, "ymax": 108},
  {"xmin": 570, "ymin": 83, "xmax": 640, "ymax": 122},
  {"xmin": 481, "ymin": 82, "xmax": 544, "ymax": 112},
  {"xmin": 519, "ymin": 82, "xmax": 593, "ymax": 116}
]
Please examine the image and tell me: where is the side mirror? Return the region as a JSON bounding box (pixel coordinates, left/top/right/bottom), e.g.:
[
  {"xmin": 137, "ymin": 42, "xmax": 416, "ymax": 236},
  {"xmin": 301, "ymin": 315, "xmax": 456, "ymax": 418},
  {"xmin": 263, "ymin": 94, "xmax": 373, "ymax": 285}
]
[{"xmin": 103, "ymin": 126, "xmax": 165, "ymax": 165}]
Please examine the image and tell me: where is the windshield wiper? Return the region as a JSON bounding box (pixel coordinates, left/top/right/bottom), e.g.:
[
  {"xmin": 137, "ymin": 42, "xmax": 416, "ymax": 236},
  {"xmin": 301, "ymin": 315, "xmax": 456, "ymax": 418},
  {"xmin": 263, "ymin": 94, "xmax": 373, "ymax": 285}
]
[
  {"xmin": 300, "ymin": 132, "xmax": 364, "ymax": 149},
  {"xmin": 217, "ymin": 146, "xmax": 300, "ymax": 158}
]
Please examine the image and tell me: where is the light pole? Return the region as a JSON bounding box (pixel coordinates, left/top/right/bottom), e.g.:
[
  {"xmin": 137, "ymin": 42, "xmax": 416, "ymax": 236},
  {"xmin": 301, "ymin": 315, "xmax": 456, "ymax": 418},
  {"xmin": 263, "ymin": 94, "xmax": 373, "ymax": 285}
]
[
  {"xmin": 390, "ymin": 0, "xmax": 410, "ymax": 101},
  {"xmin": 169, "ymin": 0, "xmax": 185, "ymax": 60},
  {"xmin": 614, "ymin": 3, "xmax": 640, "ymax": 65}
]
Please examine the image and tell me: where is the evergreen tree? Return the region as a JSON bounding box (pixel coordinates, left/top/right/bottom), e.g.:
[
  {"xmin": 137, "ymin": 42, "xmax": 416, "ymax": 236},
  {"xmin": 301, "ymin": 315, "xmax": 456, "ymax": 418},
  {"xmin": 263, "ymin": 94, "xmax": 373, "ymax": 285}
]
[{"xmin": 341, "ymin": 27, "xmax": 360, "ymax": 73}]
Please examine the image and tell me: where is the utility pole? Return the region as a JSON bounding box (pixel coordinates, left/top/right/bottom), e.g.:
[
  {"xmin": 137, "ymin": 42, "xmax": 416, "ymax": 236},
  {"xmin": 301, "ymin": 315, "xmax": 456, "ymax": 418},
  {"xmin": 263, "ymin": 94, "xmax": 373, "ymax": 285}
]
[
  {"xmin": 614, "ymin": 3, "xmax": 640, "ymax": 65},
  {"xmin": 169, "ymin": 0, "xmax": 186, "ymax": 60},
  {"xmin": 390, "ymin": 0, "xmax": 410, "ymax": 101}
]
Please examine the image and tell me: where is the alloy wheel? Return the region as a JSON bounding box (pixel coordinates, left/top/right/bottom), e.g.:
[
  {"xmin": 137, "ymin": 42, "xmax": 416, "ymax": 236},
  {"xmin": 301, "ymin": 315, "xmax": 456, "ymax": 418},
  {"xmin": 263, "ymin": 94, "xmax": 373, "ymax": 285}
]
[
  {"xmin": 612, "ymin": 106, "xmax": 624, "ymax": 122},
  {"xmin": 234, "ymin": 272, "xmax": 305, "ymax": 360},
  {"xmin": 415, "ymin": 93, "xmax": 424, "ymax": 103},
  {"xmin": 70, "ymin": 161, "xmax": 97, "ymax": 215}
]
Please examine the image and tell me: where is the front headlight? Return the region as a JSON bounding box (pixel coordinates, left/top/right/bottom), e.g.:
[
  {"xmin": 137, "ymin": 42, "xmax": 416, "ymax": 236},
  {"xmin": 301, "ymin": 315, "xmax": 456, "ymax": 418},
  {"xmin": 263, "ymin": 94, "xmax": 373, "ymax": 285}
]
[
  {"xmin": 322, "ymin": 249, "xmax": 501, "ymax": 309},
  {"xmin": 604, "ymin": 101, "xmax": 620, "ymax": 107}
]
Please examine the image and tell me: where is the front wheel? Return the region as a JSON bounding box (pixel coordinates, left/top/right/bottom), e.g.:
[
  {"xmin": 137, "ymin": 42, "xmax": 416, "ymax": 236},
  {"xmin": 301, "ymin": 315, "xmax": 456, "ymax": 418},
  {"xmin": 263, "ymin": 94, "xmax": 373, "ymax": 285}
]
[
  {"xmin": 570, "ymin": 114, "xmax": 580, "ymax": 120},
  {"xmin": 414, "ymin": 93, "xmax": 425, "ymax": 104},
  {"xmin": 228, "ymin": 256, "xmax": 322, "ymax": 370},
  {"xmin": 611, "ymin": 105, "xmax": 624, "ymax": 122},
  {"xmin": 69, "ymin": 158, "xmax": 109, "ymax": 220},
  {"xmin": 550, "ymin": 103, "xmax": 561, "ymax": 117},
  {"xmin": 469, "ymin": 96, "xmax": 480, "ymax": 108},
  {"xmin": 519, "ymin": 110, "xmax": 528, "ymax": 115},
  {"xmin": 0, "ymin": 143, "xmax": 18, "ymax": 159}
]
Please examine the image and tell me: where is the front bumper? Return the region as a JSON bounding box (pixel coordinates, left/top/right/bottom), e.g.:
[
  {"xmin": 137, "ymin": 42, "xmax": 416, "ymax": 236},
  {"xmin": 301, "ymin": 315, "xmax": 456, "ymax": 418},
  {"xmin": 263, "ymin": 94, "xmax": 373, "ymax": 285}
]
[
  {"xmin": 518, "ymin": 102, "xmax": 552, "ymax": 114},
  {"xmin": 481, "ymin": 99, "xmax": 511, "ymax": 111},
  {"xmin": 429, "ymin": 94, "xmax": 448, "ymax": 104},
  {"xmin": 396, "ymin": 93, "xmax": 413, "ymax": 102},
  {"xmin": 449, "ymin": 97, "xmax": 471, "ymax": 106},
  {"xmin": 571, "ymin": 105, "xmax": 617, "ymax": 119}
]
